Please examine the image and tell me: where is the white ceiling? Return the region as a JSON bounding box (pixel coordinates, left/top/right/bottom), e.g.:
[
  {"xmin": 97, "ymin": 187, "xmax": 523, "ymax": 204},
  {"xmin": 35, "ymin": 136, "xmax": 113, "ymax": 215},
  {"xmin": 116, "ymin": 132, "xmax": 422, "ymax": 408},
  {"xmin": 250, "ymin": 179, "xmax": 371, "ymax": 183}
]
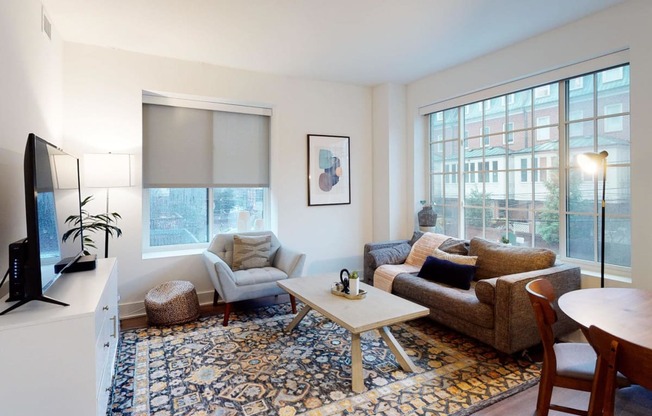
[{"xmin": 41, "ymin": 0, "xmax": 627, "ymax": 86}]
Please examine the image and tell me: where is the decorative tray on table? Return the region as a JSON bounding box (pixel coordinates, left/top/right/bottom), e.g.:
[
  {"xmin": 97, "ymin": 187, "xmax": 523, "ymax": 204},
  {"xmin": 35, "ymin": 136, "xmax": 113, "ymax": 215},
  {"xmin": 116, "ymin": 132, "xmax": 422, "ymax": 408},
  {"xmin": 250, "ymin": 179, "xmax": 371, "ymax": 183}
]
[{"xmin": 330, "ymin": 286, "xmax": 367, "ymax": 300}]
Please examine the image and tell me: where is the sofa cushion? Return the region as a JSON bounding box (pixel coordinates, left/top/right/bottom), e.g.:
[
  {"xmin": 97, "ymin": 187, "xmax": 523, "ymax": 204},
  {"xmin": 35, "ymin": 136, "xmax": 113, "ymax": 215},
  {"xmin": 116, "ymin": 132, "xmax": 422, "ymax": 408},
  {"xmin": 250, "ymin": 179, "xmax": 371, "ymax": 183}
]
[
  {"xmin": 232, "ymin": 234, "xmax": 272, "ymax": 271},
  {"xmin": 392, "ymin": 274, "xmax": 494, "ymax": 329},
  {"xmin": 439, "ymin": 238, "xmax": 470, "ymax": 255},
  {"xmin": 368, "ymin": 243, "xmax": 412, "ymax": 269},
  {"xmin": 474, "ymin": 278, "xmax": 496, "ymax": 305},
  {"xmin": 408, "ymin": 231, "xmax": 424, "ymax": 246},
  {"xmin": 374, "ymin": 263, "xmax": 420, "ymax": 292},
  {"xmin": 469, "ymin": 237, "xmax": 556, "ymax": 280},
  {"xmin": 418, "ymin": 255, "xmax": 476, "ymax": 290},
  {"xmin": 405, "ymin": 232, "xmax": 450, "ymax": 267},
  {"xmin": 431, "ymin": 248, "xmax": 477, "ymax": 266}
]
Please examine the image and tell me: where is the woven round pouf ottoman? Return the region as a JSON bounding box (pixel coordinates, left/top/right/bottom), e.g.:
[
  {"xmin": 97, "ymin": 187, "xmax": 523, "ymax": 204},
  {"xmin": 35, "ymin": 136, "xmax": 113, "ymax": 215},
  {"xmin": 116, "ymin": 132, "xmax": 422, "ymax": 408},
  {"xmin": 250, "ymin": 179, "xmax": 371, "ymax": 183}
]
[{"xmin": 145, "ymin": 280, "xmax": 200, "ymax": 326}]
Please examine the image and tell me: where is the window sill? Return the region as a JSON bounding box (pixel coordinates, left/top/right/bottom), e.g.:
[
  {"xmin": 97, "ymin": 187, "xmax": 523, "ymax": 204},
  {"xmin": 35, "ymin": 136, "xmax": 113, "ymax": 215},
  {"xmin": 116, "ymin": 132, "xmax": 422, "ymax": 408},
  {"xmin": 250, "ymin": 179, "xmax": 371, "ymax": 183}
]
[
  {"xmin": 561, "ymin": 258, "xmax": 632, "ymax": 285},
  {"xmin": 142, "ymin": 247, "xmax": 206, "ymax": 260}
]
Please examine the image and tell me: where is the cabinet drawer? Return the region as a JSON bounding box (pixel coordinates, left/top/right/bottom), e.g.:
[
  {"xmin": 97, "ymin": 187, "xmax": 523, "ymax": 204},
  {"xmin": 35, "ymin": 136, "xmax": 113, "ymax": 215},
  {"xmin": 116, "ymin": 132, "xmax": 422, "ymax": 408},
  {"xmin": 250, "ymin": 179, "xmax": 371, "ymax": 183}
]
[
  {"xmin": 94, "ymin": 277, "xmax": 118, "ymax": 339},
  {"xmin": 96, "ymin": 362, "xmax": 113, "ymax": 416},
  {"xmin": 95, "ymin": 309, "xmax": 118, "ymax": 395}
]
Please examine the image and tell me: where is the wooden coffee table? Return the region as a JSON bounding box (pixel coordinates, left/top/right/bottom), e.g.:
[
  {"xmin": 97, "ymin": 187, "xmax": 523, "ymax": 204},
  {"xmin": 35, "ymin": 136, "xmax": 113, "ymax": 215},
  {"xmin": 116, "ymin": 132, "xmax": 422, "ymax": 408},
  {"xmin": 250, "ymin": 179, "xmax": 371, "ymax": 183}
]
[{"xmin": 277, "ymin": 275, "xmax": 429, "ymax": 393}]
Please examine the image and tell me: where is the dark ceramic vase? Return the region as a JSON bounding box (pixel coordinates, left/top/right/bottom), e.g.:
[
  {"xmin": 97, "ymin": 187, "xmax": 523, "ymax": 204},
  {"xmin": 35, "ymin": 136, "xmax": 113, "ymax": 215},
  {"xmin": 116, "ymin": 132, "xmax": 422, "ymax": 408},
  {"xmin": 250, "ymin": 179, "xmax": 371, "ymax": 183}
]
[{"xmin": 418, "ymin": 205, "xmax": 437, "ymax": 227}]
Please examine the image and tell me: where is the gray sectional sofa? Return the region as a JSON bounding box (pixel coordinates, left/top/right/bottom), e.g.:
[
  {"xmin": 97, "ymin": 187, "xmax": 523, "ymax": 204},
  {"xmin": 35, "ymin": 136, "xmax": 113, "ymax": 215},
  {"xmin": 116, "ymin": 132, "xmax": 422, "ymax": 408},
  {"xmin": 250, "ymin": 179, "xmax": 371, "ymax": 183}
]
[{"xmin": 364, "ymin": 233, "xmax": 581, "ymax": 354}]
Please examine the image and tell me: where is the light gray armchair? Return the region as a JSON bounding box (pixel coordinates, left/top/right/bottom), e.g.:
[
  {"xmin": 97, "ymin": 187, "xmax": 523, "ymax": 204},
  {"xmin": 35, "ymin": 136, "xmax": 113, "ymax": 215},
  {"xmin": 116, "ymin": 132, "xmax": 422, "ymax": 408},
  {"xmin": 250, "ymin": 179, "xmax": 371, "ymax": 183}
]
[{"xmin": 202, "ymin": 231, "xmax": 306, "ymax": 326}]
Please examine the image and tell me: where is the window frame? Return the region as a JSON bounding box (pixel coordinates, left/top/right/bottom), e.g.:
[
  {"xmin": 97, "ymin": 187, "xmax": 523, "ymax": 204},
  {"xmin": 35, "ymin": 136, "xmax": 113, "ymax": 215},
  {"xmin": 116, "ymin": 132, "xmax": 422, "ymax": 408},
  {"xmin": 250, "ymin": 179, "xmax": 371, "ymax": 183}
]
[
  {"xmin": 141, "ymin": 93, "xmax": 273, "ymax": 256},
  {"xmin": 426, "ymin": 62, "xmax": 631, "ymax": 276},
  {"xmin": 142, "ymin": 187, "xmax": 270, "ymax": 255}
]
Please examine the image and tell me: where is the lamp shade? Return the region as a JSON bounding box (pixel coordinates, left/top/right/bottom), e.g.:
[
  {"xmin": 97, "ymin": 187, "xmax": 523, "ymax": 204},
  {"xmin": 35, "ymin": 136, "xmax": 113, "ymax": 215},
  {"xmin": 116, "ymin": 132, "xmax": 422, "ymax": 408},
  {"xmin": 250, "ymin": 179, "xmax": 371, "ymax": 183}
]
[
  {"xmin": 577, "ymin": 150, "xmax": 608, "ymax": 175},
  {"xmin": 51, "ymin": 154, "xmax": 79, "ymax": 190},
  {"xmin": 84, "ymin": 153, "xmax": 133, "ymax": 188}
]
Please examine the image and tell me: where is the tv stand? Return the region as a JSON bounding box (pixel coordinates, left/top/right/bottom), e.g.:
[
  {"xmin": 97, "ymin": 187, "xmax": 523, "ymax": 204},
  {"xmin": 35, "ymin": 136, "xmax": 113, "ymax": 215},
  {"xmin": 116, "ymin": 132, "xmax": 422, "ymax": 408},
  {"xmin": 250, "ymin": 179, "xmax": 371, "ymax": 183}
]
[
  {"xmin": 0, "ymin": 258, "xmax": 119, "ymax": 416},
  {"xmin": 0, "ymin": 294, "xmax": 68, "ymax": 316}
]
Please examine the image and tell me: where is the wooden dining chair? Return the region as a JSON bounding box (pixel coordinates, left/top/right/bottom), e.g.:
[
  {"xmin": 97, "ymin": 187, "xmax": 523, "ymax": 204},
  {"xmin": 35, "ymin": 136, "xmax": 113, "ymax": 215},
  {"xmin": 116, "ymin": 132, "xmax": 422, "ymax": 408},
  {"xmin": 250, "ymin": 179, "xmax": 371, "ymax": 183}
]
[
  {"xmin": 587, "ymin": 325, "xmax": 652, "ymax": 416},
  {"xmin": 526, "ymin": 279, "xmax": 597, "ymax": 416}
]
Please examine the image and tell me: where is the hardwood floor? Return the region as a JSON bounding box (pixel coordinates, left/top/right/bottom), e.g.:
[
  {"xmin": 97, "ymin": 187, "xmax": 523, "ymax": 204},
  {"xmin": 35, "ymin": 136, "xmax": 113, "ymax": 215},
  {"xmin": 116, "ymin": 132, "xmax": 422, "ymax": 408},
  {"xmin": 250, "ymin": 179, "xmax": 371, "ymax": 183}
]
[{"xmin": 119, "ymin": 295, "xmax": 588, "ymax": 415}]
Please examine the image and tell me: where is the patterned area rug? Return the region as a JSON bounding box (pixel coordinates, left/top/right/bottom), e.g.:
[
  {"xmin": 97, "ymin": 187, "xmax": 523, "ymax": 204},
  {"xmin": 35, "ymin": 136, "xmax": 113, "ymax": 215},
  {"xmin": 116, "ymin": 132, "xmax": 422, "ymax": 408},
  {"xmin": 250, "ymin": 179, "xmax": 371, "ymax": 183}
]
[{"xmin": 109, "ymin": 304, "xmax": 540, "ymax": 415}]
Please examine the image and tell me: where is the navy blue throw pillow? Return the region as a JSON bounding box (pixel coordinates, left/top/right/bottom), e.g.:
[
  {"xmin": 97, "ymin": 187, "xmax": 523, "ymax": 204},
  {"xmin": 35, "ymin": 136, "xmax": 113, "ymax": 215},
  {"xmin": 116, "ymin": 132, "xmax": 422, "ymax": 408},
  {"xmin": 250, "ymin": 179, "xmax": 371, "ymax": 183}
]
[{"xmin": 417, "ymin": 255, "xmax": 476, "ymax": 290}]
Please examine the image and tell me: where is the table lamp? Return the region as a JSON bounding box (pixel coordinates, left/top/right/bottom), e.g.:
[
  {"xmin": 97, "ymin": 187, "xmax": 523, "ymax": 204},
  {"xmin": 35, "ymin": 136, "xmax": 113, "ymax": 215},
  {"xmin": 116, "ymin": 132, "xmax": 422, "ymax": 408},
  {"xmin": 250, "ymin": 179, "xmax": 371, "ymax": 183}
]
[{"xmin": 577, "ymin": 150, "xmax": 608, "ymax": 288}]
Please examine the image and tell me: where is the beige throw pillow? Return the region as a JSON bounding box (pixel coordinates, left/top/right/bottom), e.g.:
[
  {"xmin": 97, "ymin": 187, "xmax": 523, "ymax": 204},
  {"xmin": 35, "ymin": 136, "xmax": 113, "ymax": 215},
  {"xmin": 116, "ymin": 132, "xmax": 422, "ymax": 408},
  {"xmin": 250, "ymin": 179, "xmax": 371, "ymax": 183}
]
[
  {"xmin": 405, "ymin": 232, "xmax": 451, "ymax": 267},
  {"xmin": 431, "ymin": 248, "xmax": 478, "ymax": 266},
  {"xmin": 232, "ymin": 234, "xmax": 272, "ymax": 271}
]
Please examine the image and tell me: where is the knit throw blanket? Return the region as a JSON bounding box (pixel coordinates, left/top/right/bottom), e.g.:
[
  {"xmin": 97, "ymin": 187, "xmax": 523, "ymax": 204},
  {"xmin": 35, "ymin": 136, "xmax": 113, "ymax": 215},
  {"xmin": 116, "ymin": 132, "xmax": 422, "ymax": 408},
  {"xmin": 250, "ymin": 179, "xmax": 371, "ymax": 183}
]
[{"xmin": 374, "ymin": 232, "xmax": 450, "ymax": 293}]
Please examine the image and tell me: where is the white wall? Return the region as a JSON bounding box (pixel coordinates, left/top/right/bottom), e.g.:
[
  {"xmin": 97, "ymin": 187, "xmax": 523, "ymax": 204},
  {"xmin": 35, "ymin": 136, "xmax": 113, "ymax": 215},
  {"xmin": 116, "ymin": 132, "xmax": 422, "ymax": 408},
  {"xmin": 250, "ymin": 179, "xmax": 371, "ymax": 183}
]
[
  {"xmin": 0, "ymin": 0, "xmax": 63, "ymax": 297},
  {"xmin": 406, "ymin": 0, "xmax": 652, "ymax": 289},
  {"xmin": 61, "ymin": 44, "xmax": 373, "ymax": 315},
  {"xmin": 372, "ymin": 83, "xmax": 408, "ymax": 242}
]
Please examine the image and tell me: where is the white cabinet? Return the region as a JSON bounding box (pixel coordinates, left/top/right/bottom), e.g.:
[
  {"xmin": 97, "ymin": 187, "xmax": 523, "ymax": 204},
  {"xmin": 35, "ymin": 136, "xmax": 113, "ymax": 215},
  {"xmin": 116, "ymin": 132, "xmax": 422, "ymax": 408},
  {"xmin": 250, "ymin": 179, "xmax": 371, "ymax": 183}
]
[{"xmin": 0, "ymin": 258, "xmax": 119, "ymax": 416}]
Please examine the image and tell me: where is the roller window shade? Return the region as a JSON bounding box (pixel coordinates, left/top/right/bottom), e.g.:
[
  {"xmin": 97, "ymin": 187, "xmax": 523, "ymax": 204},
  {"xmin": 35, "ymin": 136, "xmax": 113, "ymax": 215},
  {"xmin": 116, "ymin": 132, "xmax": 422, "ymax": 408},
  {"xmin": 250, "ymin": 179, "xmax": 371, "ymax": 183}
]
[
  {"xmin": 143, "ymin": 103, "xmax": 270, "ymax": 188},
  {"xmin": 212, "ymin": 111, "xmax": 270, "ymax": 187}
]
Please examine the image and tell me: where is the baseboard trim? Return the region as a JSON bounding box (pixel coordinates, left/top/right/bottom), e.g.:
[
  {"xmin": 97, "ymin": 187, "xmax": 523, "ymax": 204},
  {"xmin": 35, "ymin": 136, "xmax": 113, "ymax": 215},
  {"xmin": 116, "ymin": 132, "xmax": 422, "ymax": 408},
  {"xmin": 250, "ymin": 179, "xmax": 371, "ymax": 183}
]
[{"xmin": 119, "ymin": 289, "xmax": 217, "ymax": 319}]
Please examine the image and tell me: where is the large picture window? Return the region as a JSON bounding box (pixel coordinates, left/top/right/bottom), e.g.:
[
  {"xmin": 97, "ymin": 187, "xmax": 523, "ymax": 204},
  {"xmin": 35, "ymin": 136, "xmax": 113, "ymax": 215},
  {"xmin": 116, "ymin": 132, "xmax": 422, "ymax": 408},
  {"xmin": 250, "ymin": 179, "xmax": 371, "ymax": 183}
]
[{"xmin": 428, "ymin": 64, "xmax": 630, "ymax": 269}]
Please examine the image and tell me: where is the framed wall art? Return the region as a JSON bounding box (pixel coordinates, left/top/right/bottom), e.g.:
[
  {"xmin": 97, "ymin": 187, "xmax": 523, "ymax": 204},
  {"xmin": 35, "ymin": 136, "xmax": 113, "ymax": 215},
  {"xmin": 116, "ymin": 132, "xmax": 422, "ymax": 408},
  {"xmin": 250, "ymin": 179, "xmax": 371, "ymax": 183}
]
[{"xmin": 307, "ymin": 134, "xmax": 350, "ymax": 206}]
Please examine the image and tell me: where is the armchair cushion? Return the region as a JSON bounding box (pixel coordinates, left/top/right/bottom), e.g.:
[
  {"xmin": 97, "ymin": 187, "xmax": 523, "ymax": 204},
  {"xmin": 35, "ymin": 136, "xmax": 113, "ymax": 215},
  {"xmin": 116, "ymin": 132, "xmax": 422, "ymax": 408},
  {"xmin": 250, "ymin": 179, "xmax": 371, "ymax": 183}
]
[
  {"xmin": 418, "ymin": 255, "xmax": 476, "ymax": 290},
  {"xmin": 207, "ymin": 231, "xmax": 280, "ymax": 268},
  {"xmin": 233, "ymin": 267, "xmax": 287, "ymax": 286},
  {"xmin": 232, "ymin": 234, "xmax": 272, "ymax": 271},
  {"xmin": 368, "ymin": 243, "xmax": 412, "ymax": 269}
]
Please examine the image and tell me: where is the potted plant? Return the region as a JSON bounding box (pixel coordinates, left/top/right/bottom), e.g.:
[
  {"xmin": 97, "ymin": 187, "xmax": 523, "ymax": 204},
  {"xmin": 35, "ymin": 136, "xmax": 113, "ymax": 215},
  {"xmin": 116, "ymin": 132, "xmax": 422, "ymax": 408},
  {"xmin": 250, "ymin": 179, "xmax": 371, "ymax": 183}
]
[{"xmin": 62, "ymin": 195, "xmax": 123, "ymax": 254}]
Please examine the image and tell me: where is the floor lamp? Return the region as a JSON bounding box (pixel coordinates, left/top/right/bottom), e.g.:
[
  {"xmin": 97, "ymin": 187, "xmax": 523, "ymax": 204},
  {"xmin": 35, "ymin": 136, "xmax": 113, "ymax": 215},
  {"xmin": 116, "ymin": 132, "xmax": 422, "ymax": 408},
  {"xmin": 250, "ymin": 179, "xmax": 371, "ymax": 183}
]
[
  {"xmin": 577, "ymin": 150, "xmax": 609, "ymax": 288},
  {"xmin": 84, "ymin": 153, "xmax": 133, "ymax": 258}
]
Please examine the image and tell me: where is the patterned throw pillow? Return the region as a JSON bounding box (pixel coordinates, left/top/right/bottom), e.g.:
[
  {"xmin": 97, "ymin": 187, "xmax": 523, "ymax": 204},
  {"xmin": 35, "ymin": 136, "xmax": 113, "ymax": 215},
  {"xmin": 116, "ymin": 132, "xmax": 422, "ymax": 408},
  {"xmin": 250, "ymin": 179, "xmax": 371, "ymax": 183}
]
[{"xmin": 232, "ymin": 234, "xmax": 272, "ymax": 271}]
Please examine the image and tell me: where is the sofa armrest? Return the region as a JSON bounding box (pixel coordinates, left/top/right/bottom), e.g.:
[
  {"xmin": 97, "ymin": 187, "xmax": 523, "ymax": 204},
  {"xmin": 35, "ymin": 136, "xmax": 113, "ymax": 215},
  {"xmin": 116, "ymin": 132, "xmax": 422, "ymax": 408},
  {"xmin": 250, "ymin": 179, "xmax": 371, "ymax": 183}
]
[
  {"xmin": 273, "ymin": 246, "xmax": 306, "ymax": 278},
  {"xmin": 363, "ymin": 239, "xmax": 410, "ymax": 284},
  {"xmin": 492, "ymin": 263, "xmax": 581, "ymax": 354},
  {"xmin": 202, "ymin": 250, "xmax": 237, "ymax": 299}
]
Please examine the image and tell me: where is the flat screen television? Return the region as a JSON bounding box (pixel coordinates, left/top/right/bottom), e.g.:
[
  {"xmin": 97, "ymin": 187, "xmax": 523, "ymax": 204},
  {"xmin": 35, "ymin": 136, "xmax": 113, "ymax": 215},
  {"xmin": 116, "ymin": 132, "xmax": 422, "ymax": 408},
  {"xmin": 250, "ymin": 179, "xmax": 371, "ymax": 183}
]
[{"xmin": 1, "ymin": 134, "xmax": 88, "ymax": 315}]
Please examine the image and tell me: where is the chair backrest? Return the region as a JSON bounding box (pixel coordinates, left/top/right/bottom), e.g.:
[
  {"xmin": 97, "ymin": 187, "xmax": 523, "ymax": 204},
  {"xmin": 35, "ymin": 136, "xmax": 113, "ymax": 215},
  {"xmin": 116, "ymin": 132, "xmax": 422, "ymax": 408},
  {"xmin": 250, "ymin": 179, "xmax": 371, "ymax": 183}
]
[
  {"xmin": 525, "ymin": 279, "xmax": 558, "ymax": 360},
  {"xmin": 207, "ymin": 231, "xmax": 281, "ymax": 268},
  {"xmin": 588, "ymin": 325, "xmax": 652, "ymax": 416}
]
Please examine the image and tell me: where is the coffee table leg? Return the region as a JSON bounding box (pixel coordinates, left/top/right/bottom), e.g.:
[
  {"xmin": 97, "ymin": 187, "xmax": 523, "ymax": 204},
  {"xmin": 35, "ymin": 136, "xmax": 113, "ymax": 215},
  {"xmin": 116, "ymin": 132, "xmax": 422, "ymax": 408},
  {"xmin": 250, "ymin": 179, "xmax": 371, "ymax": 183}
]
[
  {"xmin": 285, "ymin": 305, "xmax": 312, "ymax": 332},
  {"xmin": 351, "ymin": 332, "xmax": 364, "ymax": 393},
  {"xmin": 379, "ymin": 326, "xmax": 418, "ymax": 372}
]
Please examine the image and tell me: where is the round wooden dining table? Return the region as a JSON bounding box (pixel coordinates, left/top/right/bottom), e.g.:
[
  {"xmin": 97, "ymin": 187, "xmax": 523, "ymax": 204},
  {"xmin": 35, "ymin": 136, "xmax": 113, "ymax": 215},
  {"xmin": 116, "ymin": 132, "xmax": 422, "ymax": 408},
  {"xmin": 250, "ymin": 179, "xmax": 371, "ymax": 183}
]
[{"xmin": 558, "ymin": 288, "xmax": 652, "ymax": 349}]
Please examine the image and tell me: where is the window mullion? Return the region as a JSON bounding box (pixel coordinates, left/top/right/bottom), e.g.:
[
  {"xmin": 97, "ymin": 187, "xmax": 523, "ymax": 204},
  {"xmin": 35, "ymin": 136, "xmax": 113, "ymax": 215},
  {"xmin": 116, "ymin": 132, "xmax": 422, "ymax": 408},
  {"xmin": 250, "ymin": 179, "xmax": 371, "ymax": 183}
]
[
  {"xmin": 208, "ymin": 188, "xmax": 215, "ymax": 239},
  {"xmin": 459, "ymin": 107, "xmax": 465, "ymax": 239},
  {"xmin": 559, "ymin": 80, "xmax": 568, "ymax": 259},
  {"xmin": 592, "ymin": 72, "xmax": 600, "ymax": 263}
]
